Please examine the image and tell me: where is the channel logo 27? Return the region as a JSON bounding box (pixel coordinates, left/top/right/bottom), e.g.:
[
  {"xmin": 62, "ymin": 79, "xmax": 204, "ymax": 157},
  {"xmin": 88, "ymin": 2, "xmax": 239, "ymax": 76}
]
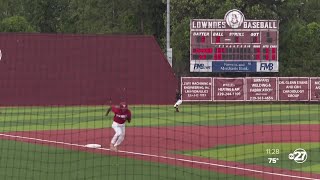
[{"xmin": 288, "ymin": 148, "xmax": 307, "ymax": 163}]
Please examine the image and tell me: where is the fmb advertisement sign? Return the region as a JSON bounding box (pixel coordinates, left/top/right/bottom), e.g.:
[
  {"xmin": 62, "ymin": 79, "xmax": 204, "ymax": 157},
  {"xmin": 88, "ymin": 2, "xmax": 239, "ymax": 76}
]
[
  {"xmin": 190, "ymin": 9, "xmax": 279, "ymax": 73},
  {"xmin": 190, "ymin": 61, "xmax": 212, "ymax": 72}
]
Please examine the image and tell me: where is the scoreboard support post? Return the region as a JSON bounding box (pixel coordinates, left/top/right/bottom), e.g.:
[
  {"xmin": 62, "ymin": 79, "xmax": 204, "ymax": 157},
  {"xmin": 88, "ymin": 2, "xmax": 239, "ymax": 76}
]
[{"xmin": 166, "ymin": 0, "xmax": 172, "ymax": 67}]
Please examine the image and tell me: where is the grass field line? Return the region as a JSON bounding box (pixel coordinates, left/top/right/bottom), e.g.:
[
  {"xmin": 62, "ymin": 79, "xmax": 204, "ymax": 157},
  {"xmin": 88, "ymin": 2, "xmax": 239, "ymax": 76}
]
[{"xmin": 0, "ymin": 133, "xmax": 317, "ymax": 180}]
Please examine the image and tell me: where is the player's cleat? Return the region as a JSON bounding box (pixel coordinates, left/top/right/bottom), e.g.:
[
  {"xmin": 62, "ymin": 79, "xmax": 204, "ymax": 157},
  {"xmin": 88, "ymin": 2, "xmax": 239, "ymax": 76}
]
[
  {"xmin": 110, "ymin": 143, "xmax": 116, "ymax": 151},
  {"xmin": 113, "ymin": 146, "xmax": 118, "ymax": 152}
]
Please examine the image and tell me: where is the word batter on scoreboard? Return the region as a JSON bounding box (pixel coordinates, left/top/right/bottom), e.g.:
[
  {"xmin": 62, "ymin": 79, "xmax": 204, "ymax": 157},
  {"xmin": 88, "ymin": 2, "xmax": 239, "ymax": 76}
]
[{"xmin": 190, "ymin": 9, "xmax": 279, "ymax": 73}]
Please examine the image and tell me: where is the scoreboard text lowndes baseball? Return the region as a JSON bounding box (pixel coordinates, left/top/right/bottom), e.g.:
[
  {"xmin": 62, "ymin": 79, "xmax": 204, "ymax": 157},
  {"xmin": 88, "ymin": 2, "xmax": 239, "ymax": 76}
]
[{"xmin": 190, "ymin": 9, "xmax": 279, "ymax": 73}]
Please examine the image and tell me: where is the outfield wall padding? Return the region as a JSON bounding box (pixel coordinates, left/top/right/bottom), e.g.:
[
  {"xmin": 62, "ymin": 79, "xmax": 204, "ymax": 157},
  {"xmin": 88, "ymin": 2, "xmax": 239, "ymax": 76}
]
[
  {"xmin": 0, "ymin": 33, "xmax": 178, "ymax": 105},
  {"xmin": 182, "ymin": 77, "xmax": 320, "ymax": 102}
]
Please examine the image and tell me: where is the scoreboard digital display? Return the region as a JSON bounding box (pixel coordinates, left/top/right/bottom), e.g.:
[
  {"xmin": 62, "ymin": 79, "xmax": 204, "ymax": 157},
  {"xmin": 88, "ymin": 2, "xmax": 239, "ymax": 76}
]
[{"xmin": 190, "ymin": 9, "xmax": 279, "ymax": 73}]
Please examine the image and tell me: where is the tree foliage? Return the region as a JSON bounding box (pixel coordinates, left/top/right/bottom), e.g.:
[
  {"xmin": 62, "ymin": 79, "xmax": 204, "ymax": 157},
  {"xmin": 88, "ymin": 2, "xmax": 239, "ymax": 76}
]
[
  {"xmin": 170, "ymin": 0, "xmax": 320, "ymax": 76},
  {"xmin": 1, "ymin": 16, "xmax": 35, "ymax": 32},
  {"xmin": 0, "ymin": 0, "xmax": 318, "ymax": 76}
]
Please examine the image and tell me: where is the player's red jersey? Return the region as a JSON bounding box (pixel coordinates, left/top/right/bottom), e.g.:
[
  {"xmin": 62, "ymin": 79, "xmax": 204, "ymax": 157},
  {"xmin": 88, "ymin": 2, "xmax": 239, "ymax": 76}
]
[{"xmin": 111, "ymin": 106, "xmax": 131, "ymax": 124}]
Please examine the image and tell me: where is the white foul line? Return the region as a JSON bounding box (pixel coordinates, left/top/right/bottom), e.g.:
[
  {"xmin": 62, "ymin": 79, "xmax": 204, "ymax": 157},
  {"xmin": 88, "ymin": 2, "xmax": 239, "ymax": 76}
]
[{"xmin": 0, "ymin": 133, "xmax": 318, "ymax": 180}]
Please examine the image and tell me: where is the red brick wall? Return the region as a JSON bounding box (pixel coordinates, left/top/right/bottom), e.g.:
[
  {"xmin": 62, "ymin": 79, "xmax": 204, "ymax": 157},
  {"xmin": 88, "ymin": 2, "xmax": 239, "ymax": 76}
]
[{"xmin": 0, "ymin": 33, "xmax": 178, "ymax": 105}]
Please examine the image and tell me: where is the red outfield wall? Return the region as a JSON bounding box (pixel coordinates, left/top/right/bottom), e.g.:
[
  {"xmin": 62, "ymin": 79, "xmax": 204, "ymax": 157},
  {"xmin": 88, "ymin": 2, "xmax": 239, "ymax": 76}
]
[
  {"xmin": 182, "ymin": 77, "xmax": 320, "ymax": 102},
  {"xmin": 0, "ymin": 33, "xmax": 178, "ymax": 105}
]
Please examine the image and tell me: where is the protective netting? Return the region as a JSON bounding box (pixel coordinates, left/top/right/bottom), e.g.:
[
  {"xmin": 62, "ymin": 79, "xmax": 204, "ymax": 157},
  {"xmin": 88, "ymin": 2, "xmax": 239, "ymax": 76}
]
[{"xmin": 0, "ymin": 34, "xmax": 319, "ymax": 180}]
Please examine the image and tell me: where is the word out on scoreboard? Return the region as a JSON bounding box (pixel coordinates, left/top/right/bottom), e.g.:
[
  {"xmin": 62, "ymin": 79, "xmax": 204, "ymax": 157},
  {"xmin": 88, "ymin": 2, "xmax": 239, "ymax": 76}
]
[{"xmin": 190, "ymin": 9, "xmax": 279, "ymax": 73}]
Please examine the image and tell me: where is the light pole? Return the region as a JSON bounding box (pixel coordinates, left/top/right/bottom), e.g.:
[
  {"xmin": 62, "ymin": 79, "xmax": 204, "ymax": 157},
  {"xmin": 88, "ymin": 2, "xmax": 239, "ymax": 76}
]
[{"xmin": 167, "ymin": 0, "xmax": 172, "ymax": 67}]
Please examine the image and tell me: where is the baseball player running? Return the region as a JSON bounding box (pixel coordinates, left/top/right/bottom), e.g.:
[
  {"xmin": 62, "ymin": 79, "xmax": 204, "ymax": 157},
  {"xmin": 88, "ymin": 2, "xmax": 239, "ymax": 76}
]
[
  {"xmin": 106, "ymin": 102, "xmax": 131, "ymax": 151},
  {"xmin": 174, "ymin": 89, "xmax": 182, "ymax": 112}
]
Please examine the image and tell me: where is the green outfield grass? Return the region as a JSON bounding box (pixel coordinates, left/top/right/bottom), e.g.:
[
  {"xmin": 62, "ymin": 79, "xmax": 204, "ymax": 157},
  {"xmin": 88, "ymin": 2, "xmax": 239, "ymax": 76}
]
[
  {"xmin": 181, "ymin": 142, "xmax": 320, "ymax": 174},
  {"xmin": 0, "ymin": 140, "xmax": 254, "ymax": 180},
  {"xmin": 1, "ymin": 104, "xmax": 319, "ymax": 179},
  {"xmin": 0, "ymin": 104, "xmax": 320, "ymax": 132}
]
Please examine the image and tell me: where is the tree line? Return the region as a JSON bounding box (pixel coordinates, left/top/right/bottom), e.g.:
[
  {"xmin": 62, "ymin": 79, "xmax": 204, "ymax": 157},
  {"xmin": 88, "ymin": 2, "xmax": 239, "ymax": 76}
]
[{"xmin": 0, "ymin": 0, "xmax": 319, "ymax": 77}]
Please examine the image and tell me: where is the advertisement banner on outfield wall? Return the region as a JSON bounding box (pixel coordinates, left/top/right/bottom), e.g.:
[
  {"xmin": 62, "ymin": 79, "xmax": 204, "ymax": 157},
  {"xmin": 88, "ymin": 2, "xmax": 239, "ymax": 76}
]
[
  {"xmin": 181, "ymin": 77, "xmax": 212, "ymax": 101},
  {"xmin": 246, "ymin": 77, "xmax": 277, "ymax": 101},
  {"xmin": 214, "ymin": 78, "xmax": 245, "ymax": 101},
  {"xmin": 278, "ymin": 77, "xmax": 309, "ymax": 101},
  {"xmin": 310, "ymin": 78, "xmax": 320, "ymax": 101}
]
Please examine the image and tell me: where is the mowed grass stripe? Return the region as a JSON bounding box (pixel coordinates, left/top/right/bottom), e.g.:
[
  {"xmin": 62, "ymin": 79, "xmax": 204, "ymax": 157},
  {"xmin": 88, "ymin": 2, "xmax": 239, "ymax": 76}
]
[
  {"xmin": 0, "ymin": 140, "xmax": 254, "ymax": 180},
  {"xmin": 298, "ymin": 164, "xmax": 320, "ymax": 174},
  {"xmin": 0, "ymin": 104, "xmax": 319, "ymax": 132}
]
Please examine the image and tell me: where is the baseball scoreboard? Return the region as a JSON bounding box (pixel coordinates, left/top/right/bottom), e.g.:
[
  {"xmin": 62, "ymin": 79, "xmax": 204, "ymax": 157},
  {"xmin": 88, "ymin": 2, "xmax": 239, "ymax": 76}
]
[{"xmin": 190, "ymin": 9, "xmax": 279, "ymax": 73}]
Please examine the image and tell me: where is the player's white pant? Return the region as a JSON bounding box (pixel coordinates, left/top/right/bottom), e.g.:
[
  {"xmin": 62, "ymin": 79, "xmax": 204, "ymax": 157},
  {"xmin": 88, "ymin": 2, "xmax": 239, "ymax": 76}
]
[
  {"xmin": 111, "ymin": 121, "xmax": 126, "ymax": 147},
  {"xmin": 174, "ymin": 100, "xmax": 182, "ymax": 108}
]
